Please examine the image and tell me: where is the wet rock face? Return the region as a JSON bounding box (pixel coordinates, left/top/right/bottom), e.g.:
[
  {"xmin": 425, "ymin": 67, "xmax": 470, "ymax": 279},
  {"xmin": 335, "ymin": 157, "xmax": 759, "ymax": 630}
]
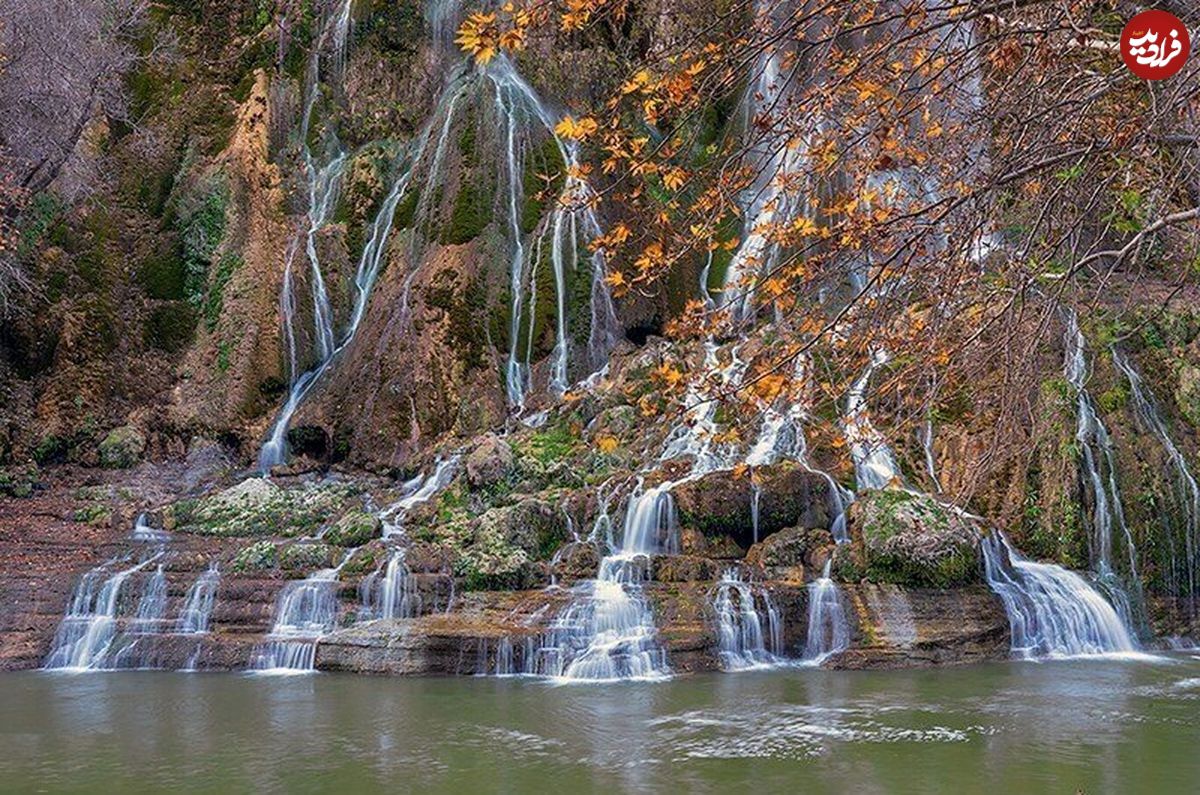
[
  {"xmin": 550, "ymin": 541, "xmax": 600, "ymax": 581},
  {"xmin": 745, "ymin": 526, "xmax": 835, "ymax": 583},
  {"xmin": 673, "ymin": 464, "xmax": 833, "ymax": 549},
  {"xmin": 846, "ymin": 490, "xmax": 982, "ymax": 589},
  {"xmin": 98, "ymin": 426, "xmax": 146, "ymax": 469},
  {"xmin": 465, "ymin": 434, "xmax": 514, "ymax": 489}
]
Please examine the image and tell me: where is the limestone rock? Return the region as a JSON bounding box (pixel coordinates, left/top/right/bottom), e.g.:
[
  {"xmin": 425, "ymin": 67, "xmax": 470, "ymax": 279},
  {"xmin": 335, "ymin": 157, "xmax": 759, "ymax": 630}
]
[
  {"xmin": 465, "ymin": 433, "xmax": 514, "ymax": 488},
  {"xmin": 98, "ymin": 426, "xmax": 146, "ymax": 469},
  {"xmin": 848, "ymin": 490, "xmax": 981, "ymax": 588}
]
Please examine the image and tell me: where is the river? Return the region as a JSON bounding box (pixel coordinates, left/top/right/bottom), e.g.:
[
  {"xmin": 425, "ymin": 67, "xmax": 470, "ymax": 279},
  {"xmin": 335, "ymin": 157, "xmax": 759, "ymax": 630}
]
[{"xmin": 4, "ymin": 655, "xmax": 1200, "ymax": 792}]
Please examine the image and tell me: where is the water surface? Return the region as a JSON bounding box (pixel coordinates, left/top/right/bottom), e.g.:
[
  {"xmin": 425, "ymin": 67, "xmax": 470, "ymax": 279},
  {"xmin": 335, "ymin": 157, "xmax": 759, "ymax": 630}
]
[{"xmin": 4, "ymin": 655, "xmax": 1200, "ymax": 793}]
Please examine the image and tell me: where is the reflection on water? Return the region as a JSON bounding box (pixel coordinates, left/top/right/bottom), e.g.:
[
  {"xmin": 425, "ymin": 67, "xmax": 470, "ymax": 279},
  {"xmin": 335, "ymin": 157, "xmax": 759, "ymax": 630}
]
[{"xmin": 6, "ymin": 656, "xmax": 1200, "ymax": 793}]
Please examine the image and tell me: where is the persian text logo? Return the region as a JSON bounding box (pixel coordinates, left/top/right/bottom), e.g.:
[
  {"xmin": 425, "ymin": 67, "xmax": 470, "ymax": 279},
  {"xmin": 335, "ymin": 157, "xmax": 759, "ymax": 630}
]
[{"xmin": 1121, "ymin": 9, "xmax": 1190, "ymax": 80}]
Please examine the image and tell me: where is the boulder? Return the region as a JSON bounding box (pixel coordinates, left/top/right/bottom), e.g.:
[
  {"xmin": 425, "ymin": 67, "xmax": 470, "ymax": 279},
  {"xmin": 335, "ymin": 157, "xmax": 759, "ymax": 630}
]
[
  {"xmin": 325, "ymin": 510, "xmax": 382, "ymax": 547},
  {"xmin": 745, "ymin": 526, "xmax": 834, "ymax": 582},
  {"xmin": 550, "ymin": 541, "xmax": 601, "ymax": 581},
  {"xmin": 652, "ymin": 555, "xmax": 720, "ymax": 583},
  {"xmin": 465, "ymin": 433, "xmax": 514, "ymax": 489},
  {"xmin": 98, "ymin": 426, "xmax": 146, "ymax": 469},
  {"xmin": 672, "ymin": 463, "xmax": 832, "ymax": 549},
  {"xmin": 848, "ymin": 490, "xmax": 981, "ymax": 588}
]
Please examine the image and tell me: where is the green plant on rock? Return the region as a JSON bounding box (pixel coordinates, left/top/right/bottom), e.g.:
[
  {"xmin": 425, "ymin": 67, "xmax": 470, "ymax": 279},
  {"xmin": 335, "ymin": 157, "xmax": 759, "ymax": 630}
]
[{"xmin": 232, "ymin": 541, "xmax": 278, "ymax": 572}]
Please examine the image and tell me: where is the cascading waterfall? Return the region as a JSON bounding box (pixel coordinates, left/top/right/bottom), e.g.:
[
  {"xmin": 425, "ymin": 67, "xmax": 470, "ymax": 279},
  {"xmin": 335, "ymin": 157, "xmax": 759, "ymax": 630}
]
[
  {"xmin": 528, "ymin": 484, "xmax": 674, "ymax": 680},
  {"xmin": 176, "ymin": 564, "xmax": 220, "ymax": 634},
  {"xmin": 252, "ymin": 556, "xmax": 349, "ymax": 673},
  {"xmin": 981, "ymin": 533, "xmax": 1136, "ymax": 658},
  {"xmin": 131, "ymin": 565, "xmax": 169, "ymax": 634},
  {"xmin": 487, "ymin": 56, "xmax": 619, "ymax": 408},
  {"xmin": 801, "ymin": 560, "xmax": 850, "ymax": 665},
  {"xmin": 44, "ymin": 556, "xmax": 160, "ymax": 671},
  {"xmin": 844, "ymin": 349, "xmax": 902, "ymax": 491},
  {"xmin": 379, "ymin": 456, "xmax": 460, "ymax": 537},
  {"xmin": 1062, "ymin": 311, "xmax": 1142, "ymax": 631},
  {"xmin": 131, "ymin": 512, "xmax": 170, "ymax": 543},
  {"xmin": 720, "ymin": 0, "xmax": 806, "ymax": 320},
  {"xmin": 712, "ymin": 570, "xmax": 783, "ymax": 670},
  {"xmin": 745, "ymin": 353, "xmax": 853, "ymax": 542},
  {"xmin": 1113, "ymin": 347, "xmax": 1199, "ymax": 604},
  {"xmin": 369, "ymin": 551, "xmax": 422, "ymax": 620},
  {"xmin": 259, "ymin": 0, "xmax": 471, "ymax": 469},
  {"xmin": 660, "ymin": 342, "xmax": 749, "ymax": 474}
]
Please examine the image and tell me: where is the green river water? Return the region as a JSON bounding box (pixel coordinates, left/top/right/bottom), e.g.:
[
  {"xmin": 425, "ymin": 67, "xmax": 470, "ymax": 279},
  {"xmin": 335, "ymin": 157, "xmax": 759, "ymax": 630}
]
[{"xmin": 3, "ymin": 654, "xmax": 1200, "ymax": 793}]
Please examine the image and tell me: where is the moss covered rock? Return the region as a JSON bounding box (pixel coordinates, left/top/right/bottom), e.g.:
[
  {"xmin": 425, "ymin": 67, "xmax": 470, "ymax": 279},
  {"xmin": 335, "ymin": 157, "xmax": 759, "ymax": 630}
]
[
  {"xmin": 173, "ymin": 478, "xmax": 357, "ymax": 537},
  {"xmin": 849, "ymin": 490, "xmax": 981, "ymax": 588},
  {"xmin": 0, "ymin": 463, "xmax": 39, "ymax": 498},
  {"xmin": 325, "ymin": 510, "xmax": 382, "ymax": 547},
  {"xmin": 465, "ymin": 433, "xmax": 514, "ymax": 489},
  {"xmin": 279, "ymin": 542, "xmax": 336, "ymax": 574},
  {"xmin": 231, "ymin": 541, "xmax": 278, "ymax": 572},
  {"xmin": 1176, "ymin": 364, "xmax": 1200, "ymax": 427},
  {"xmin": 98, "ymin": 426, "xmax": 146, "ymax": 469}
]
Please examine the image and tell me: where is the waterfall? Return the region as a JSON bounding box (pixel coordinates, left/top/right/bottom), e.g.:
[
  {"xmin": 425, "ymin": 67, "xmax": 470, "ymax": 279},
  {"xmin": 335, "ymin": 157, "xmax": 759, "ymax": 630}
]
[
  {"xmin": 981, "ymin": 533, "xmax": 1136, "ymax": 658},
  {"xmin": 487, "ymin": 56, "xmax": 619, "ymax": 409},
  {"xmin": 252, "ymin": 556, "xmax": 348, "ymax": 673},
  {"xmin": 529, "ymin": 483, "xmax": 673, "ymax": 680},
  {"xmin": 1062, "ymin": 311, "xmax": 1142, "ymax": 631},
  {"xmin": 259, "ymin": 1, "xmax": 470, "ymax": 469},
  {"xmin": 712, "ymin": 570, "xmax": 783, "ymax": 670},
  {"xmin": 745, "ymin": 353, "xmax": 853, "ymax": 542},
  {"xmin": 44, "ymin": 556, "xmax": 160, "ymax": 670},
  {"xmin": 131, "ymin": 512, "xmax": 170, "ymax": 543},
  {"xmin": 370, "ymin": 550, "xmax": 422, "ymax": 619},
  {"xmin": 844, "ymin": 349, "xmax": 901, "ymax": 492},
  {"xmin": 131, "ymin": 565, "xmax": 169, "ymax": 634},
  {"xmin": 379, "ymin": 456, "xmax": 459, "ymax": 537},
  {"xmin": 660, "ymin": 342, "xmax": 749, "ymax": 474},
  {"xmin": 721, "ymin": 0, "xmax": 806, "ymax": 320},
  {"xmin": 1113, "ymin": 347, "xmax": 1199, "ymax": 602},
  {"xmin": 176, "ymin": 564, "xmax": 220, "ymax": 634},
  {"xmin": 801, "ymin": 560, "xmax": 851, "ymax": 665}
]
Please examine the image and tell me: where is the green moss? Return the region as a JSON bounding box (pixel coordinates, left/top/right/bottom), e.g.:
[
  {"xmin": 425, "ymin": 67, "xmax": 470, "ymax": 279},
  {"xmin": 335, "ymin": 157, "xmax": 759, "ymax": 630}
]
[
  {"xmin": 232, "ymin": 541, "xmax": 279, "ymax": 573},
  {"xmin": 33, "ymin": 435, "xmax": 70, "ymax": 465},
  {"xmin": 441, "ymin": 180, "xmax": 492, "ymax": 244},
  {"xmin": 138, "ymin": 249, "xmax": 187, "ymax": 300},
  {"xmin": 1097, "ymin": 383, "xmax": 1129, "ymax": 413},
  {"xmin": 178, "ymin": 481, "xmax": 358, "ymax": 538},
  {"xmin": 521, "ymin": 421, "xmax": 579, "ymax": 466},
  {"xmin": 72, "ymin": 503, "xmax": 112, "ymax": 526},
  {"xmin": 279, "ymin": 542, "xmax": 335, "ymax": 573},
  {"xmin": 203, "ymin": 253, "xmax": 241, "ymax": 330},
  {"xmin": 520, "ymin": 137, "xmax": 566, "ymax": 235},
  {"xmin": 325, "ymin": 511, "xmax": 381, "ymax": 547},
  {"xmin": 178, "ymin": 176, "xmax": 230, "ymax": 307},
  {"xmin": 217, "ymin": 339, "xmax": 232, "ymax": 373},
  {"xmin": 145, "ymin": 302, "xmax": 198, "ymax": 353},
  {"xmin": 0, "ymin": 464, "xmax": 39, "ymax": 498}
]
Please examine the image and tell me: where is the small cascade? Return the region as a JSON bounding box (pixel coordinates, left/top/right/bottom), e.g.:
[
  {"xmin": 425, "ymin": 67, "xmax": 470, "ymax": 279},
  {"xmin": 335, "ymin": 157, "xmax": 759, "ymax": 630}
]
[
  {"xmin": 745, "ymin": 354, "xmax": 853, "ymax": 542},
  {"xmin": 981, "ymin": 533, "xmax": 1137, "ymax": 658},
  {"xmin": 380, "ymin": 456, "xmax": 459, "ymax": 537},
  {"xmin": 44, "ymin": 556, "xmax": 160, "ymax": 670},
  {"xmin": 712, "ymin": 570, "xmax": 783, "ymax": 670},
  {"xmin": 486, "ymin": 56, "xmax": 619, "ymax": 409},
  {"xmin": 371, "ymin": 550, "xmax": 422, "ymax": 620},
  {"xmin": 130, "ymin": 565, "xmax": 169, "ymax": 634},
  {"xmin": 1114, "ymin": 347, "xmax": 1199, "ymax": 603},
  {"xmin": 530, "ymin": 484, "xmax": 674, "ymax": 680},
  {"xmin": 801, "ymin": 560, "xmax": 851, "ymax": 665},
  {"xmin": 131, "ymin": 513, "xmax": 170, "ymax": 543},
  {"xmin": 176, "ymin": 564, "xmax": 220, "ymax": 634},
  {"xmin": 1062, "ymin": 312, "xmax": 1142, "ymax": 629},
  {"xmin": 919, "ymin": 417, "xmax": 939, "ymax": 489},
  {"xmin": 844, "ymin": 349, "xmax": 902, "ymax": 492},
  {"xmin": 660, "ymin": 342, "xmax": 749, "ymax": 474},
  {"xmin": 252, "ymin": 558, "xmax": 348, "ymax": 673}
]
